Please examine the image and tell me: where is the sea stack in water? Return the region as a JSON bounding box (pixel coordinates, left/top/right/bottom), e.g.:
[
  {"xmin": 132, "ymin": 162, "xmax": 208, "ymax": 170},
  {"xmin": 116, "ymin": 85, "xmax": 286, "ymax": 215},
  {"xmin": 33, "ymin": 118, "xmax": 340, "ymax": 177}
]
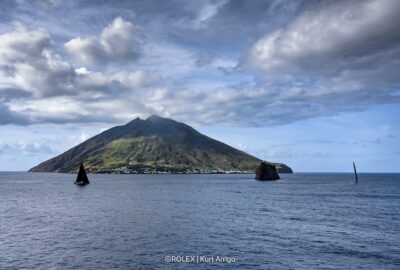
[{"xmin": 255, "ymin": 161, "xmax": 280, "ymax": 180}]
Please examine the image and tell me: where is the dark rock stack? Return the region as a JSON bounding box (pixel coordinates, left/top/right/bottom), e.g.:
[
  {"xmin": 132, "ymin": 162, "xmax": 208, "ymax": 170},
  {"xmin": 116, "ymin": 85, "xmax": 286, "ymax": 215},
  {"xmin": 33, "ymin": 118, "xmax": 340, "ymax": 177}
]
[{"xmin": 255, "ymin": 161, "xmax": 280, "ymax": 180}]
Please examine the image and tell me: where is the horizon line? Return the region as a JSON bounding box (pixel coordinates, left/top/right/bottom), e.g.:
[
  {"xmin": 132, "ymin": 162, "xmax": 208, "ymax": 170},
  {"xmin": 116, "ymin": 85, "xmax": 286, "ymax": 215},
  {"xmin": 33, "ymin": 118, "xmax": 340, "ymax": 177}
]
[{"xmin": 0, "ymin": 171, "xmax": 399, "ymax": 174}]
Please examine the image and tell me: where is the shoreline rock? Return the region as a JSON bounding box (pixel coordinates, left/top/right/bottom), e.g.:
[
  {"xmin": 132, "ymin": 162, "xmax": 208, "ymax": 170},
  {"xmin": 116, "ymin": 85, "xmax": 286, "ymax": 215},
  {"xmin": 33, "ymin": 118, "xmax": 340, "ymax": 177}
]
[{"xmin": 255, "ymin": 162, "xmax": 280, "ymax": 181}]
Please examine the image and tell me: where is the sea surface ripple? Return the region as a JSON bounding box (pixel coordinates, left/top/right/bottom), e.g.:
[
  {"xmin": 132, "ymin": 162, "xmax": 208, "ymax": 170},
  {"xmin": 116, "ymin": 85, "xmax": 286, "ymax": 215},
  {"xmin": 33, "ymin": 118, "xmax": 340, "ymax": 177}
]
[{"xmin": 0, "ymin": 172, "xmax": 399, "ymax": 269}]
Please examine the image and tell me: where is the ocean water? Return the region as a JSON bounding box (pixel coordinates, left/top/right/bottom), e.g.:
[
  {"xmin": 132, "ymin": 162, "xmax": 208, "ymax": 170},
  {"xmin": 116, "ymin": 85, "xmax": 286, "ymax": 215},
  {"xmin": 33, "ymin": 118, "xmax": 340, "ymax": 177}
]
[{"xmin": 0, "ymin": 172, "xmax": 399, "ymax": 270}]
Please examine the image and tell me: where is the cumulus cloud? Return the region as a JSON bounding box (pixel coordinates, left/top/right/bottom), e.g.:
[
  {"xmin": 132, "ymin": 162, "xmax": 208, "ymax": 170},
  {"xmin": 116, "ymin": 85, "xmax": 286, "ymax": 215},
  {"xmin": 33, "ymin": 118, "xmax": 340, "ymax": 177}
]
[
  {"xmin": 1, "ymin": 1, "xmax": 400, "ymax": 127},
  {"xmin": 238, "ymin": 0, "xmax": 400, "ymax": 125},
  {"xmin": 0, "ymin": 23, "xmax": 156, "ymax": 125},
  {"xmin": 248, "ymin": 0, "xmax": 400, "ymax": 74},
  {"xmin": 0, "ymin": 26, "xmax": 75, "ymax": 98},
  {"xmin": 65, "ymin": 17, "xmax": 142, "ymax": 64}
]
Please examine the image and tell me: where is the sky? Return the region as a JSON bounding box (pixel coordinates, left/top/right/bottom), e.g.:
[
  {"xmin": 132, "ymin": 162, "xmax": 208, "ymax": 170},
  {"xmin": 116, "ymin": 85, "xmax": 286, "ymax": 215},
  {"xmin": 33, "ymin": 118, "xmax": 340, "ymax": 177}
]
[{"xmin": 0, "ymin": 0, "xmax": 399, "ymax": 172}]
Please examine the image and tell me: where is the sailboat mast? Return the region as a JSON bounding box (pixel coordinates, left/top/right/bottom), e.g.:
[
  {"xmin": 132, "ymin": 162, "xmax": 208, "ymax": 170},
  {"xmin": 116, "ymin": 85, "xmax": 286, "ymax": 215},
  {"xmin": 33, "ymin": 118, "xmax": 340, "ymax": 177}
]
[{"xmin": 353, "ymin": 161, "xmax": 358, "ymax": 184}]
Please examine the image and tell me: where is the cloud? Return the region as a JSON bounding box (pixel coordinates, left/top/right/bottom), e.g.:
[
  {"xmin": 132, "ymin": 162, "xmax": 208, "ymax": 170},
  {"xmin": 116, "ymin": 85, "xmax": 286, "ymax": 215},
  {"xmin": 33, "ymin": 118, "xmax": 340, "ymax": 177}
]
[
  {"xmin": 18, "ymin": 141, "xmax": 54, "ymax": 154},
  {"xmin": 112, "ymin": 70, "xmax": 161, "ymax": 88},
  {"xmin": 7, "ymin": 93, "xmax": 156, "ymax": 126},
  {"xmin": 0, "ymin": 139, "xmax": 55, "ymax": 155},
  {"xmin": 195, "ymin": 52, "xmax": 215, "ymax": 67},
  {"xmin": 0, "ymin": 25, "xmax": 76, "ymax": 98},
  {"xmin": 15, "ymin": 0, "xmax": 62, "ymax": 9},
  {"xmin": 1, "ymin": 1, "xmax": 400, "ymax": 128},
  {"xmin": 0, "ymin": 141, "xmax": 11, "ymax": 153},
  {"xmin": 0, "ymin": 104, "xmax": 30, "ymax": 125},
  {"xmin": 65, "ymin": 17, "xmax": 142, "ymax": 64},
  {"xmin": 236, "ymin": 142, "xmax": 248, "ymax": 151},
  {"xmin": 192, "ymin": 0, "xmax": 230, "ymax": 29},
  {"xmin": 247, "ymin": 0, "xmax": 400, "ymax": 74},
  {"xmin": 139, "ymin": 86, "xmax": 320, "ymax": 126},
  {"xmin": 0, "ymin": 23, "xmax": 156, "ymax": 125},
  {"xmin": 238, "ymin": 0, "xmax": 400, "ymax": 125}
]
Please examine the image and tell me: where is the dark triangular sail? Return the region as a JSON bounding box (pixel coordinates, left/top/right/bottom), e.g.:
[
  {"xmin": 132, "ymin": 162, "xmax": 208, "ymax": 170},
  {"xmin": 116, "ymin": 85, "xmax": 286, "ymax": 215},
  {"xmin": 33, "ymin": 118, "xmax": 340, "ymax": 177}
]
[{"xmin": 75, "ymin": 163, "xmax": 89, "ymax": 185}]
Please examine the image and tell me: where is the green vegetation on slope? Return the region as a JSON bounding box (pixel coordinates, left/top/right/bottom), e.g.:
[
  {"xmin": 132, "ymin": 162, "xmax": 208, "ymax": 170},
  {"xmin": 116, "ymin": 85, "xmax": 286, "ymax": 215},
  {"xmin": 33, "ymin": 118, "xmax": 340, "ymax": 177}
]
[
  {"xmin": 83, "ymin": 136, "xmax": 262, "ymax": 172},
  {"xmin": 29, "ymin": 115, "xmax": 293, "ymax": 174}
]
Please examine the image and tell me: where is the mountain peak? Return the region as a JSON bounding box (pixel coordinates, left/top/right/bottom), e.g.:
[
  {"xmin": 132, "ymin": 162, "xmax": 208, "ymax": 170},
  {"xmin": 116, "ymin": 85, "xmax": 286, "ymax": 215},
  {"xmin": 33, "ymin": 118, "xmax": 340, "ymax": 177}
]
[
  {"xmin": 29, "ymin": 116, "xmax": 293, "ymax": 174},
  {"xmin": 126, "ymin": 117, "xmax": 143, "ymax": 125},
  {"xmin": 125, "ymin": 114, "xmax": 168, "ymax": 126}
]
